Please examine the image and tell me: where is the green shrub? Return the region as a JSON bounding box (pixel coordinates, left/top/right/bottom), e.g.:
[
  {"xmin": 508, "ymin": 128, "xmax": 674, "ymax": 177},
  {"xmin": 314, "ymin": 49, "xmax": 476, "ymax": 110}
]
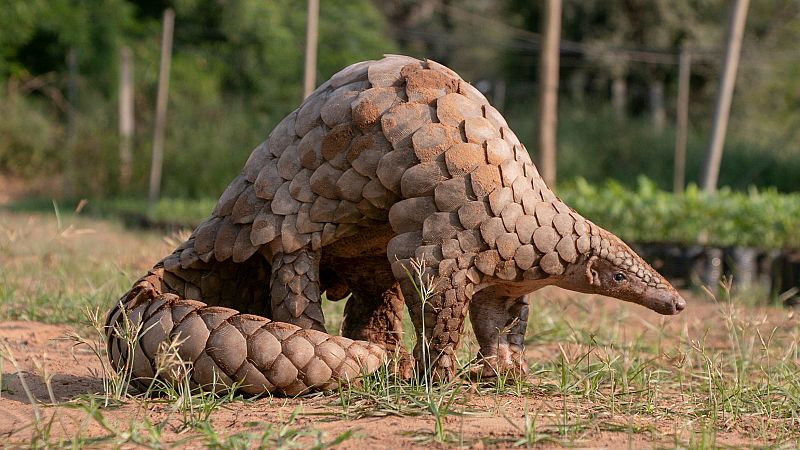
[
  {"xmin": 87, "ymin": 197, "xmax": 215, "ymax": 226},
  {"xmin": 9, "ymin": 176, "xmax": 800, "ymax": 251},
  {"xmin": 559, "ymin": 177, "xmax": 800, "ymax": 250}
]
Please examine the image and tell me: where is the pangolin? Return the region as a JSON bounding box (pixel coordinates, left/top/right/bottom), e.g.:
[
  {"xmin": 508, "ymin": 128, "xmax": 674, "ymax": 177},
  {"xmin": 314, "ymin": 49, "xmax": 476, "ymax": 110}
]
[{"xmin": 105, "ymin": 55, "xmax": 686, "ymax": 395}]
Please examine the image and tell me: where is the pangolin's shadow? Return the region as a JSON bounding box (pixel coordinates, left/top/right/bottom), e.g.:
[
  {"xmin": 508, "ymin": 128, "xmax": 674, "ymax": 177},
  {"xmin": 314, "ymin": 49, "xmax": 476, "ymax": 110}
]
[{"xmin": 2, "ymin": 371, "xmax": 106, "ymax": 404}]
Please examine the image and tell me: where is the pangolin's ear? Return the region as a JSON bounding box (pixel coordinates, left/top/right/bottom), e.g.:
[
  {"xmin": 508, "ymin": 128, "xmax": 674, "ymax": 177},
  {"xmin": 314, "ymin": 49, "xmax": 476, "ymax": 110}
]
[{"xmin": 584, "ymin": 256, "xmax": 600, "ymax": 287}]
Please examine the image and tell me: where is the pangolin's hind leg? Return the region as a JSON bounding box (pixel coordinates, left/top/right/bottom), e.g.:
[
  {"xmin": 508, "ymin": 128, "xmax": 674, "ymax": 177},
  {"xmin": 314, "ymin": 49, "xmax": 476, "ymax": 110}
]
[
  {"xmin": 468, "ymin": 287, "xmax": 530, "ymax": 378},
  {"xmin": 319, "ymin": 267, "xmax": 350, "ymax": 302},
  {"xmin": 270, "ymin": 247, "xmax": 326, "ymax": 332},
  {"xmin": 336, "ymin": 256, "xmax": 412, "ymax": 376}
]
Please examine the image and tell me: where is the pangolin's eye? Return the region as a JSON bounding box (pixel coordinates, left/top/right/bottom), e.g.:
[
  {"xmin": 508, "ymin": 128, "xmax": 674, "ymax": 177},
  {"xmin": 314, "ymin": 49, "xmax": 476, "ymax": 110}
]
[{"xmin": 613, "ymin": 272, "xmax": 626, "ymax": 282}]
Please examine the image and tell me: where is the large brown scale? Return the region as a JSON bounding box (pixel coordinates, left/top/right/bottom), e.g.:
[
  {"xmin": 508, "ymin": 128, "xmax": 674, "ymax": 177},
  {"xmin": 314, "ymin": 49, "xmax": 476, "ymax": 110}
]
[{"xmin": 105, "ymin": 55, "xmax": 685, "ymax": 396}]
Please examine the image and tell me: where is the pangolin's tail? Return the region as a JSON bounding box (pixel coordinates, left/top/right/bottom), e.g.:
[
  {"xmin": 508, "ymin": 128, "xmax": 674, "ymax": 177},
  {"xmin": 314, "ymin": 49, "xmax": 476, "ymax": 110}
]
[{"xmin": 104, "ymin": 266, "xmax": 386, "ymax": 396}]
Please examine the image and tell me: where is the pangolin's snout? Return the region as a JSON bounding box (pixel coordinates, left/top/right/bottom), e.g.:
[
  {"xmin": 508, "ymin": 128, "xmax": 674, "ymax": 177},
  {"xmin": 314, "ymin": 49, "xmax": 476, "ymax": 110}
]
[
  {"xmin": 645, "ymin": 289, "xmax": 687, "ymax": 315},
  {"xmin": 675, "ymin": 296, "xmax": 686, "ymax": 312}
]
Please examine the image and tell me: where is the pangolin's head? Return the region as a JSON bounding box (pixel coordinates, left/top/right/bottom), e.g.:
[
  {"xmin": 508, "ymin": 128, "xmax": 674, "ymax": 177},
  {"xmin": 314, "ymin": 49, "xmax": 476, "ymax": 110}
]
[{"xmin": 558, "ymin": 225, "xmax": 686, "ymax": 315}]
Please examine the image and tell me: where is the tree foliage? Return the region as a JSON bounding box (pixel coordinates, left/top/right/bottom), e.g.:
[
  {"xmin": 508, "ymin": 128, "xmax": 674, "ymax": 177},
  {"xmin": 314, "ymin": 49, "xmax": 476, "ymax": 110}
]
[
  {"xmin": 0, "ymin": 0, "xmax": 394, "ymax": 197},
  {"xmin": 0, "ymin": 0, "xmax": 798, "ymax": 198},
  {"xmin": 561, "ymin": 176, "xmax": 800, "ymax": 250}
]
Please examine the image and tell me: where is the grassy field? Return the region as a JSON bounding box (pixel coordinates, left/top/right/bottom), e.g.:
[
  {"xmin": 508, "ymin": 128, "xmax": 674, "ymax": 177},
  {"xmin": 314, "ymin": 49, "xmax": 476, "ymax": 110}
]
[{"xmin": 1, "ymin": 208, "xmax": 799, "ymax": 448}]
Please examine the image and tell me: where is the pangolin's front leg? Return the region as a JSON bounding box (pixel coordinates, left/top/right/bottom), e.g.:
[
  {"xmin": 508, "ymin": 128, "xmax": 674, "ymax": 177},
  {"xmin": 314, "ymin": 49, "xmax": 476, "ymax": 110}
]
[
  {"xmin": 469, "ymin": 288, "xmax": 529, "ymax": 378},
  {"xmin": 389, "ymin": 229, "xmax": 477, "ymax": 382}
]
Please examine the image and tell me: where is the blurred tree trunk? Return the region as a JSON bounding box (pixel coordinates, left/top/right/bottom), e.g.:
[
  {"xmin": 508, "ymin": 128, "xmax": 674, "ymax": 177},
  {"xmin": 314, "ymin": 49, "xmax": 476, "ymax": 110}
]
[
  {"xmin": 64, "ymin": 48, "xmax": 78, "ymax": 199},
  {"xmin": 568, "ymin": 71, "xmax": 586, "ymax": 104},
  {"xmin": 537, "ymin": 0, "xmax": 561, "ymax": 187},
  {"xmin": 649, "ymin": 78, "xmax": 666, "ymax": 133},
  {"xmin": 493, "ymin": 79, "xmax": 506, "ymax": 113},
  {"xmin": 118, "ymin": 46, "xmax": 134, "ymax": 191},
  {"xmin": 611, "ymin": 75, "xmax": 627, "ymax": 120},
  {"xmin": 375, "ymin": 0, "xmax": 437, "ymax": 54}
]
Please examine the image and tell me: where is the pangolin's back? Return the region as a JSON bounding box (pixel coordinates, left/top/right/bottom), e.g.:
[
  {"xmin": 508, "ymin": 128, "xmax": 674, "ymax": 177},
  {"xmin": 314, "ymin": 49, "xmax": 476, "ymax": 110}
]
[{"xmin": 180, "ymin": 55, "xmax": 575, "ymax": 273}]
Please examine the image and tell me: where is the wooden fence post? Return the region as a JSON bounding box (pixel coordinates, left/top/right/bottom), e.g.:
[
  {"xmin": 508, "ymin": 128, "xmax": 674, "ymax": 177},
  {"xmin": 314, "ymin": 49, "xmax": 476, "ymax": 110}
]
[
  {"xmin": 537, "ymin": 0, "xmax": 561, "ymax": 187},
  {"xmin": 148, "ymin": 8, "xmax": 175, "ymax": 208},
  {"xmin": 701, "ymin": 0, "xmax": 749, "ymax": 193},
  {"xmin": 303, "ymin": 0, "xmax": 319, "ymax": 99}
]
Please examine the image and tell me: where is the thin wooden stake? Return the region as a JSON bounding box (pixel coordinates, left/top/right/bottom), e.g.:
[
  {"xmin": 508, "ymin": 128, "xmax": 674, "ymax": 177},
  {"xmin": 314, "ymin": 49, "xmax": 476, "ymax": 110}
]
[
  {"xmin": 537, "ymin": 0, "xmax": 561, "ymax": 187},
  {"xmin": 148, "ymin": 8, "xmax": 175, "ymax": 207},
  {"xmin": 303, "ymin": 0, "xmax": 319, "ymax": 99},
  {"xmin": 701, "ymin": 0, "xmax": 749, "ymax": 193}
]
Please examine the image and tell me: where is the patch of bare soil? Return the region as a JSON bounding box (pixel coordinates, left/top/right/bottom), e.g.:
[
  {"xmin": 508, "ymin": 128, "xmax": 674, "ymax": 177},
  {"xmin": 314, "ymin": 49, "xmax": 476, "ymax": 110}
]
[{"xmin": 2, "ymin": 297, "xmax": 794, "ymax": 448}]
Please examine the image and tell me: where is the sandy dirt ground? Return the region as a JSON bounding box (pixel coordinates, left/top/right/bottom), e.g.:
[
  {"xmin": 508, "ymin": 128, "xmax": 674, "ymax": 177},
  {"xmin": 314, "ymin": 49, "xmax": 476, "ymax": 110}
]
[
  {"xmin": 1, "ymin": 300, "xmax": 795, "ymax": 449},
  {"xmin": 1, "ymin": 209, "xmax": 797, "ymax": 448}
]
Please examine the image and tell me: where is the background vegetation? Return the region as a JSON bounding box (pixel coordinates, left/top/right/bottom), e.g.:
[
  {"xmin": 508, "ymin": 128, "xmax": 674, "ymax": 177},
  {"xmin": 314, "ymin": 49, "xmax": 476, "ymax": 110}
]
[
  {"xmin": 1, "ymin": 0, "xmax": 395, "ymax": 197},
  {"xmin": 2, "ymin": 0, "xmax": 800, "ymax": 257},
  {"xmin": 2, "ymin": 0, "xmax": 799, "ymax": 198},
  {"xmin": 1, "ymin": 3, "xmax": 799, "ymax": 446}
]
